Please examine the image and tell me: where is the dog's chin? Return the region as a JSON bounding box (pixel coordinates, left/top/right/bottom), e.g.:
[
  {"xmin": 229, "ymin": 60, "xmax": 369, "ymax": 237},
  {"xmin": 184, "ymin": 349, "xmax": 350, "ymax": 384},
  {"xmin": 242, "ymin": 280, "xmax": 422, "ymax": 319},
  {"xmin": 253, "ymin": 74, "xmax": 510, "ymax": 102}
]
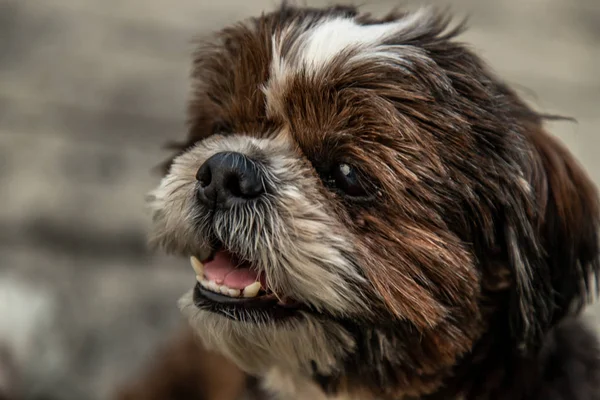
[{"xmin": 179, "ymin": 290, "xmax": 355, "ymax": 379}]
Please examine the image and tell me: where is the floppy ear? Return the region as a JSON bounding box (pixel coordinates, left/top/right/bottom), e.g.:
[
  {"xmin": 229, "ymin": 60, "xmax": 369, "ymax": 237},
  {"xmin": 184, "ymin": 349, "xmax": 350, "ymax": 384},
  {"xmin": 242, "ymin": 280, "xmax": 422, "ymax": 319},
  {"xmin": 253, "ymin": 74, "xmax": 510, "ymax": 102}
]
[{"xmin": 507, "ymin": 123, "xmax": 599, "ymax": 350}]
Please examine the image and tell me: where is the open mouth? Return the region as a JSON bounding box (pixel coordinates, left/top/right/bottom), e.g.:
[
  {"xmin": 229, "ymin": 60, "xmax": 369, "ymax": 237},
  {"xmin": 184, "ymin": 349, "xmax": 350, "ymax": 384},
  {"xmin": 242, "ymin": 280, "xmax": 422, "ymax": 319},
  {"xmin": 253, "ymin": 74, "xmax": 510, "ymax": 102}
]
[{"xmin": 190, "ymin": 247, "xmax": 305, "ymax": 320}]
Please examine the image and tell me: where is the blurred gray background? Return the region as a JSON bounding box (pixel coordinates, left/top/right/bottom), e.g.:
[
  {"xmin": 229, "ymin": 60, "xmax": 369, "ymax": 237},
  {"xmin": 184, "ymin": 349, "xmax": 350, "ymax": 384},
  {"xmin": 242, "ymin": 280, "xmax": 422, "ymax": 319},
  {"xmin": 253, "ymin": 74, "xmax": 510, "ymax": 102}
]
[{"xmin": 0, "ymin": 0, "xmax": 598, "ymax": 399}]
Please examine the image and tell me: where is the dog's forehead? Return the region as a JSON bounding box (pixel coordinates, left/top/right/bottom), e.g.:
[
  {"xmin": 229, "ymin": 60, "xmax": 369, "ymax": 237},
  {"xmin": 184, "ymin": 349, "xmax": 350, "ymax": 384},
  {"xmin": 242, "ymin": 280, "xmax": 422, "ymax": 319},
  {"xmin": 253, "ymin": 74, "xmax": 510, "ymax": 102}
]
[
  {"xmin": 264, "ymin": 9, "xmax": 431, "ymax": 119},
  {"xmin": 193, "ymin": 7, "xmax": 439, "ymax": 154}
]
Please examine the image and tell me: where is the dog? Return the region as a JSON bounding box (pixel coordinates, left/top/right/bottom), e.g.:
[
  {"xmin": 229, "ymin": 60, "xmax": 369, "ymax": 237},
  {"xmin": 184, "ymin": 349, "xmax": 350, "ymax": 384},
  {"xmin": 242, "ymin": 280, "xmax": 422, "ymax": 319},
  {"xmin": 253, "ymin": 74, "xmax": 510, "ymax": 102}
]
[{"xmin": 124, "ymin": 4, "xmax": 600, "ymax": 400}]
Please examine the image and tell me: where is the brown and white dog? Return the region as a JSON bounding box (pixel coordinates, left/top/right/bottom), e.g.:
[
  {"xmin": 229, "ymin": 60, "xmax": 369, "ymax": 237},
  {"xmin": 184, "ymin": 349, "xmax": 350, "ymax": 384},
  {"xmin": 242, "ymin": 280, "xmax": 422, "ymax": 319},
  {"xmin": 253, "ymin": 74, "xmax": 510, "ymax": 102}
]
[{"xmin": 124, "ymin": 4, "xmax": 600, "ymax": 400}]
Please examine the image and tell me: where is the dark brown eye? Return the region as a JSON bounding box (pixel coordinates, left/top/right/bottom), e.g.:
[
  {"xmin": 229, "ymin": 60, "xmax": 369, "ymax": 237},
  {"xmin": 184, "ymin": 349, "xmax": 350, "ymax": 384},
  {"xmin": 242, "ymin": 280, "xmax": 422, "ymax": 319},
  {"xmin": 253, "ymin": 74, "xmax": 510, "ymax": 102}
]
[{"xmin": 330, "ymin": 163, "xmax": 368, "ymax": 197}]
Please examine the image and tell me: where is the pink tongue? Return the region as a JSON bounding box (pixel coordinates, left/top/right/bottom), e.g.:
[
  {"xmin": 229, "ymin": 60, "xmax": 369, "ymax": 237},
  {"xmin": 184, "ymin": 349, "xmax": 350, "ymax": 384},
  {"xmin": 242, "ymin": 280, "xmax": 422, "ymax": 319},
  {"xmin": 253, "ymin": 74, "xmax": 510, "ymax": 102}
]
[{"xmin": 203, "ymin": 250, "xmax": 261, "ymax": 290}]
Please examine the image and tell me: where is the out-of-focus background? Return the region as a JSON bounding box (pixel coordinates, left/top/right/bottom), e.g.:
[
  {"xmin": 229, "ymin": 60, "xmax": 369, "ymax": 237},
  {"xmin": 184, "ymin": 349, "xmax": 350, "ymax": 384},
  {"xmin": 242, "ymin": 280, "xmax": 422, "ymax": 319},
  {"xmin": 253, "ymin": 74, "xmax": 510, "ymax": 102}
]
[{"xmin": 0, "ymin": 0, "xmax": 598, "ymax": 399}]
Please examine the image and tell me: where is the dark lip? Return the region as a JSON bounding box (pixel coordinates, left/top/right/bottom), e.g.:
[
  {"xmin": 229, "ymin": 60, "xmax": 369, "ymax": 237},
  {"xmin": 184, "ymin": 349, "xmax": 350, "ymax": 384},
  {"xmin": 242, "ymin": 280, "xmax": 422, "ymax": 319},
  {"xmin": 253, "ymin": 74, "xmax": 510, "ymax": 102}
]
[{"xmin": 193, "ymin": 284, "xmax": 307, "ymax": 321}]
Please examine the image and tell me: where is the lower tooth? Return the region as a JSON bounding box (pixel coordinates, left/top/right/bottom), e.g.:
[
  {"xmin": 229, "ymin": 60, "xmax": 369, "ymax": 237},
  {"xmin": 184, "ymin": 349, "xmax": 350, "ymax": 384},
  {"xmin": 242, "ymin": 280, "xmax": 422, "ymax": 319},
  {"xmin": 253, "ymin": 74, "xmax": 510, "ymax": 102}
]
[
  {"xmin": 219, "ymin": 286, "xmax": 229, "ymax": 295},
  {"xmin": 200, "ymin": 280, "xmax": 209, "ymax": 289},
  {"xmin": 228, "ymin": 288, "xmax": 241, "ymax": 297},
  {"xmin": 208, "ymin": 281, "xmax": 219, "ymax": 292}
]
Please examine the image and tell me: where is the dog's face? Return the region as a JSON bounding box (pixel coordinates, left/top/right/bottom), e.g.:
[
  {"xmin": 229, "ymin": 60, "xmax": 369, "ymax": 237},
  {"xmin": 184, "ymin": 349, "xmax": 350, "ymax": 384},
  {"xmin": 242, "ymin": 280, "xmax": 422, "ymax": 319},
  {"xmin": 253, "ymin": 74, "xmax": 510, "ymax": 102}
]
[{"xmin": 149, "ymin": 5, "xmax": 599, "ymax": 398}]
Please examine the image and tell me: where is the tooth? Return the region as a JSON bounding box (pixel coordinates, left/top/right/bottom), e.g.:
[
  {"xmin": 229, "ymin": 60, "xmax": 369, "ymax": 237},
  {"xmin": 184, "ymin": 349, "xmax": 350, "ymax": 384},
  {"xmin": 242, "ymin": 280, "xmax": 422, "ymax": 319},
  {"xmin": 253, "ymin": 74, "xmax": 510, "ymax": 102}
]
[
  {"xmin": 228, "ymin": 288, "xmax": 241, "ymax": 297},
  {"xmin": 242, "ymin": 282, "xmax": 261, "ymax": 298},
  {"xmin": 200, "ymin": 280, "xmax": 209, "ymax": 289},
  {"xmin": 207, "ymin": 281, "xmax": 219, "ymax": 293},
  {"xmin": 196, "ymin": 275, "xmax": 203, "ymax": 284},
  {"xmin": 190, "ymin": 256, "xmax": 204, "ymax": 276},
  {"xmin": 219, "ymin": 285, "xmax": 230, "ymax": 295}
]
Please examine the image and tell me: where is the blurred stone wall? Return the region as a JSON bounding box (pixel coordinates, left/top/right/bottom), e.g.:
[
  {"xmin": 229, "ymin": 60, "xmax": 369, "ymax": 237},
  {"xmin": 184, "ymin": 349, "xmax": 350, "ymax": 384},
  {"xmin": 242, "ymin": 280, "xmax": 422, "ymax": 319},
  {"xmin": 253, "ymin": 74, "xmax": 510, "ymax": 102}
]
[{"xmin": 0, "ymin": 0, "xmax": 598, "ymax": 399}]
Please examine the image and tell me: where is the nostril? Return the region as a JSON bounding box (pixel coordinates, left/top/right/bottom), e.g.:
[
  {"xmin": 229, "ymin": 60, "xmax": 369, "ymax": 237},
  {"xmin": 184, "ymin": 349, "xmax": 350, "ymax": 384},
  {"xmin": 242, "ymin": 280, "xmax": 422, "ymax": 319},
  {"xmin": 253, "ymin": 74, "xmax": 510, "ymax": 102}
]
[
  {"xmin": 224, "ymin": 173, "xmax": 243, "ymax": 198},
  {"xmin": 196, "ymin": 164, "xmax": 212, "ymax": 188},
  {"xmin": 237, "ymin": 169, "xmax": 264, "ymax": 199},
  {"xmin": 224, "ymin": 172, "xmax": 264, "ymax": 199}
]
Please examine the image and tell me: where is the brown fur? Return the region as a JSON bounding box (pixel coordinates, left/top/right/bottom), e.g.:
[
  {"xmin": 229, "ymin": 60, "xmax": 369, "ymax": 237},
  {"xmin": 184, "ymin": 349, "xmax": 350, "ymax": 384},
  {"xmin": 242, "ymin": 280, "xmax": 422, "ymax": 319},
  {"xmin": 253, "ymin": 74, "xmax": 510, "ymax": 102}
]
[{"xmin": 123, "ymin": 4, "xmax": 599, "ymax": 400}]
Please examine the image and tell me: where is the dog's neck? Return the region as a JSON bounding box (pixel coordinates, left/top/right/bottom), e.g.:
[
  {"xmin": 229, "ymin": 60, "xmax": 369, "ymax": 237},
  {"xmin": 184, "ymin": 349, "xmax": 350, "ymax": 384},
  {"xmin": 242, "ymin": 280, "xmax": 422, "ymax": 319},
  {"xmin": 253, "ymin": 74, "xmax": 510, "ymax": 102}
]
[{"xmin": 258, "ymin": 316, "xmax": 600, "ymax": 400}]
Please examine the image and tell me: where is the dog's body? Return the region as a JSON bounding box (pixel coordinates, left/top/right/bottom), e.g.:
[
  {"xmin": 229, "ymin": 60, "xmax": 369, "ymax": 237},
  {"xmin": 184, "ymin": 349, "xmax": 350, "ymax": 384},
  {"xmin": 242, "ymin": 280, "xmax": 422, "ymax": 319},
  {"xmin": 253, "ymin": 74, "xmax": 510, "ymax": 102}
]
[{"xmin": 121, "ymin": 4, "xmax": 600, "ymax": 400}]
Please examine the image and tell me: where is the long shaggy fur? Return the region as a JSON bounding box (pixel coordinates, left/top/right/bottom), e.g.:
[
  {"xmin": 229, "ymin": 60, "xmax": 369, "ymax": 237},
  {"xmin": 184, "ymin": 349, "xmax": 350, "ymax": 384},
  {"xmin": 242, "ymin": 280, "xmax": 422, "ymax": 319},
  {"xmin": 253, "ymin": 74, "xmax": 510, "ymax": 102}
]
[{"xmin": 121, "ymin": 3, "xmax": 600, "ymax": 400}]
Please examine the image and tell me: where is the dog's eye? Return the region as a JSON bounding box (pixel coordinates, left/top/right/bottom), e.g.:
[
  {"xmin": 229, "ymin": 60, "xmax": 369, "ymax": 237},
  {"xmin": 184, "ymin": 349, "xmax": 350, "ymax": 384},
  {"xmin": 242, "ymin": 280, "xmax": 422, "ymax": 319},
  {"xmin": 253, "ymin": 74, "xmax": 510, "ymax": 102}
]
[{"xmin": 329, "ymin": 163, "xmax": 368, "ymax": 197}]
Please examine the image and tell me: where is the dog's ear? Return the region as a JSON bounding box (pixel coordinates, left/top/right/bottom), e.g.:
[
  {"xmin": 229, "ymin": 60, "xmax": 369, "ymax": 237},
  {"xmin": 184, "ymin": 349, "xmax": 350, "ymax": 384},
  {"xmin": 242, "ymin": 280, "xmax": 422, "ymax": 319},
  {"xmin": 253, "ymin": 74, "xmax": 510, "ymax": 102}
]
[{"xmin": 507, "ymin": 123, "xmax": 599, "ymax": 351}]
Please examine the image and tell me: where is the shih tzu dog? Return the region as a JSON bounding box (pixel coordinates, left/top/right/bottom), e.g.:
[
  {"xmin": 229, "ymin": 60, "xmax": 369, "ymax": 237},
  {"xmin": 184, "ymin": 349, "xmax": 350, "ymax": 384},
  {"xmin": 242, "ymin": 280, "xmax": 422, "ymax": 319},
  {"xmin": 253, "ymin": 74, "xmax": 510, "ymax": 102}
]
[{"xmin": 125, "ymin": 3, "xmax": 600, "ymax": 400}]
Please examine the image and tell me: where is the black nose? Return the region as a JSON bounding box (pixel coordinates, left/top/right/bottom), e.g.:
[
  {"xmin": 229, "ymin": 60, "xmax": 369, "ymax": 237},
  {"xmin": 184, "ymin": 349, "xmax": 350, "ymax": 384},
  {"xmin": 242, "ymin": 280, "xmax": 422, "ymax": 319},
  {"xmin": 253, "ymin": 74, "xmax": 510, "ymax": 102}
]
[{"xmin": 196, "ymin": 152, "xmax": 265, "ymax": 208}]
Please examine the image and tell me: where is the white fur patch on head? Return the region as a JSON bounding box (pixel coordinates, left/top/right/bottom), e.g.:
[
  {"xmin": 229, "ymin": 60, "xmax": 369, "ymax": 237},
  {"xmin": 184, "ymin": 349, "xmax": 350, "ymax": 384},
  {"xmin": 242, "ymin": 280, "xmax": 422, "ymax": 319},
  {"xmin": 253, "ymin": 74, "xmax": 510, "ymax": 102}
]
[
  {"xmin": 298, "ymin": 10, "xmax": 428, "ymax": 73},
  {"xmin": 265, "ymin": 7, "xmax": 434, "ymax": 119}
]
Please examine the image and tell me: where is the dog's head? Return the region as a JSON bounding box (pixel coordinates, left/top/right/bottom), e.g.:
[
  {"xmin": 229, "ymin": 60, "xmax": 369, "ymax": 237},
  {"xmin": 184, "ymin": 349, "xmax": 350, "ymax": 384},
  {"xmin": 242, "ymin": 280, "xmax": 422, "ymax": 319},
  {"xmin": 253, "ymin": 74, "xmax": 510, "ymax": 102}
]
[{"xmin": 148, "ymin": 4, "xmax": 599, "ymax": 398}]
